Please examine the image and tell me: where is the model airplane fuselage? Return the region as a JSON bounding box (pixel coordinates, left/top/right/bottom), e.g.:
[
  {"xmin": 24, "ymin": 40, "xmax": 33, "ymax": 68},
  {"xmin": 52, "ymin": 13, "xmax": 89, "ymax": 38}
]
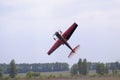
[{"xmin": 47, "ymin": 22, "xmax": 80, "ymax": 58}]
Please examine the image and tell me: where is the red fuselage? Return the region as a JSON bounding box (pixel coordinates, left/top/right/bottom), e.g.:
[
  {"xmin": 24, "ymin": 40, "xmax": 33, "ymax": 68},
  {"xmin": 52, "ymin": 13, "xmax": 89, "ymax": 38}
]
[{"xmin": 54, "ymin": 32, "xmax": 74, "ymax": 52}]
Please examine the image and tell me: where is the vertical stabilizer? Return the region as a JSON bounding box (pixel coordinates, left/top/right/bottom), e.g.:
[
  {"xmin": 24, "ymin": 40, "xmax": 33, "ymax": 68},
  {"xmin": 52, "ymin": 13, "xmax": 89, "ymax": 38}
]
[{"xmin": 68, "ymin": 45, "xmax": 80, "ymax": 58}]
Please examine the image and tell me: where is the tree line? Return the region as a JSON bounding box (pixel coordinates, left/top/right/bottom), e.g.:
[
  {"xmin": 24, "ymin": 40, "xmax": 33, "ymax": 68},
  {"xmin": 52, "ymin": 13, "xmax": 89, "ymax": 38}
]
[
  {"xmin": 0, "ymin": 59, "xmax": 120, "ymax": 78},
  {"xmin": 71, "ymin": 58, "xmax": 120, "ymax": 76},
  {"xmin": 0, "ymin": 60, "xmax": 69, "ymax": 74}
]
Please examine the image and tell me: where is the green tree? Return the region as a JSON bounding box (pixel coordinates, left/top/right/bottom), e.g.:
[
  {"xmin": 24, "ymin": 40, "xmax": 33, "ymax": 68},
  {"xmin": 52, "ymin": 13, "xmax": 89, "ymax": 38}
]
[
  {"xmin": 96, "ymin": 63, "xmax": 105, "ymax": 75},
  {"xmin": 82, "ymin": 59, "xmax": 88, "ymax": 75},
  {"xmin": 71, "ymin": 64, "xmax": 78, "ymax": 76},
  {"xmin": 9, "ymin": 59, "xmax": 17, "ymax": 78},
  {"xmin": 78, "ymin": 58, "xmax": 82, "ymax": 74},
  {"xmin": 26, "ymin": 71, "xmax": 34, "ymax": 79},
  {"xmin": 0, "ymin": 65, "xmax": 3, "ymax": 79},
  {"xmin": 77, "ymin": 58, "xmax": 88, "ymax": 75},
  {"xmin": 104, "ymin": 64, "xmax": 109, "ymax": 74},
  {"xmin": 111, "ymin": 64, "xmax": 118, "ymax": 76}
]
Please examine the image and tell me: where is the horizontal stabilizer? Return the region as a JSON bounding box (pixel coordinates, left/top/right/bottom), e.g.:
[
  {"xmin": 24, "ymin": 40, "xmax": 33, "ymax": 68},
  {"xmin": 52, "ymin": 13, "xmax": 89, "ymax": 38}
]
[{"xmin": 68, "ymin": 45, "xmax": 80, "ymax": 58}]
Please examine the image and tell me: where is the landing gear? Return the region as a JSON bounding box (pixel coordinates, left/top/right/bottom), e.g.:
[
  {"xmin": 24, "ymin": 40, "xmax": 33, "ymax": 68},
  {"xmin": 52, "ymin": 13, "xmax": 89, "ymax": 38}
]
[
  {"xmin": 58, "ymin": 30, "xmax": 62, "ymax": 34},
  {"xmin": 53, "ymin": 34, "xmax": 57, "ymax": 41}
]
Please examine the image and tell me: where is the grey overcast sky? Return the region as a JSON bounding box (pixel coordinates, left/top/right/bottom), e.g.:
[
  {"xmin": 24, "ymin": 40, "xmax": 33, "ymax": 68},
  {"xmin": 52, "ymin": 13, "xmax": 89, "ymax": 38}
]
[{"xmin": 0, "ymin": 0, "xmax": 120, "ymax": 65}]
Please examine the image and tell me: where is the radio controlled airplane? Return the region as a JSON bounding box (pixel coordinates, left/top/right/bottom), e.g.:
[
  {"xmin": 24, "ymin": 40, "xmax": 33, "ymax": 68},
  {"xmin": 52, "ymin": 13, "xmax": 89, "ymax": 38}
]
[{"xmin": 47, "ymin": 22, "xmax": 80, "ymax": 58}]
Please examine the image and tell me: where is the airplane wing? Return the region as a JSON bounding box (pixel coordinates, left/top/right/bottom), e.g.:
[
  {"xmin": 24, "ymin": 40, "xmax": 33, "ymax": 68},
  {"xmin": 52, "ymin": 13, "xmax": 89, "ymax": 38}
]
[
  {"xmin": 47, "ymin": 39, "xmax": 63, "ymax": 55},
  {"xmin": 62, "ymin": 22, "xmax": 78, "ymax": 40}
]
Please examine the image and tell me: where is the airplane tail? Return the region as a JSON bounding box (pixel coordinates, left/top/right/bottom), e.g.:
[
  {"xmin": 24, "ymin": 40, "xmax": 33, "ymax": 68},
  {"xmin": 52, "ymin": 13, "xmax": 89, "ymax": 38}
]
[{"xmin": 68, "ymin": 45, "xmax": 80, "ymax": 58}]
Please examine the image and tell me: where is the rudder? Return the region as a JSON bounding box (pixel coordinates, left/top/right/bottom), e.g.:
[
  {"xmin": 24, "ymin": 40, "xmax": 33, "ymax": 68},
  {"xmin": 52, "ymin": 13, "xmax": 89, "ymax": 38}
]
[{"xmin": 68, "ymin": 45, "xmax": 80, "ymax": 58}]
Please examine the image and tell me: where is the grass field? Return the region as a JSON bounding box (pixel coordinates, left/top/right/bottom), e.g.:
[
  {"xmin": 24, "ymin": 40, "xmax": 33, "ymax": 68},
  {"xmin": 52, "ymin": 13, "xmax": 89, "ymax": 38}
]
[{"xmin": 2, "ymin": 71, "xmax": 120, "ymax": 80}]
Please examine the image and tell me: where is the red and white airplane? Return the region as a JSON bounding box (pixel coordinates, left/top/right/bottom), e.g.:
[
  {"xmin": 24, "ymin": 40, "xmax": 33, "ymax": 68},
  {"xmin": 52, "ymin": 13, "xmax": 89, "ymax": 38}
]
[{"xmin": 47, "ymin": 22, "xmax": 80, "ymax": 58}]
